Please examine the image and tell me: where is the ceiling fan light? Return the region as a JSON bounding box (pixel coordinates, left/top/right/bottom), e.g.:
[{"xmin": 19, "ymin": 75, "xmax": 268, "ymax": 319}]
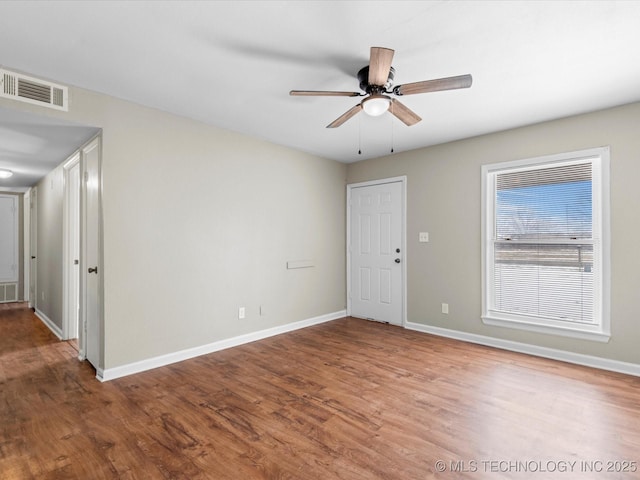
[
  {"xmin": 0, "ymin": 169, "xmax": 13, "ymax": 179},
  {"xmin": 362, "ymin": 96, "xmax": 391, "ymax": 116}
]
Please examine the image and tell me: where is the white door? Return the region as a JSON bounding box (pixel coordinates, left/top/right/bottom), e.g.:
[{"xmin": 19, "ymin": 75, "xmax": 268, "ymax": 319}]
[
  {"xmin": 68, "ymin": 160, "xmax": 80, "ymax": 339},
  {"xmin": 0, "ymin": 195, "xmax": 18, "ymax": 284},
  {"xmin": 29, "ymin": 188, "xmax": 38, "ymax": 309},
  {"xmin": 348, "ymin": 180, "xmax": 404, "ymax": 325},
  {"xmin": 23, "ymin": 191, "xmax": 30, "ymax": 303},
  {"xmin": 82, "ymin": 138, "xmax": 102, "ymax": 369}
]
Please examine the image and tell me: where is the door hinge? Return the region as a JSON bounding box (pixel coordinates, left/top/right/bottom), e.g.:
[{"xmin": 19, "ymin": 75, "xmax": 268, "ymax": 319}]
[{"xmin": 84, "ymin": 171, "xmax": 89, "ymax": 182}]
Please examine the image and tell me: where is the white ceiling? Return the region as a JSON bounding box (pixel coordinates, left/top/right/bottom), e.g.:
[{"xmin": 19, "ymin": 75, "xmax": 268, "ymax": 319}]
[
  {"xmin": 0, "ymin": 107, "xmax": 99, "ymax": 189},
  {"xmin": 1, "ymin": 0, "xmax": 640, "ymax": 187}
]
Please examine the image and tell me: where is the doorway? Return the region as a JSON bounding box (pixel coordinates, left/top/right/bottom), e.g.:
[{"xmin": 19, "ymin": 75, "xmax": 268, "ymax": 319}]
[
  {"xmin": 81, "ymin": 136, "xmax": 102, "ymax": 370},
  {"xmin": 347, "ymin": 177, "xmax": 406, "ymax": 326},
  {"xmin": 29, "ymin": 187, "xmax": 37, "ymax": 309},
  {"xmin": 61, "ymin": 136, "xmax": 103, "ymax": 370},
  {"xmin": 63, "ymin": 153, "xmax": 81, "ymax": 346}
]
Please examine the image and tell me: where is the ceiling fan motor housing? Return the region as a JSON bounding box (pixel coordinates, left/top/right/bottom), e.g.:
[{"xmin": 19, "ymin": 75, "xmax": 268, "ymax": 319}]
[{"xmin": 358, "ymin": 66, "xmax": 395, "ymax": 92}]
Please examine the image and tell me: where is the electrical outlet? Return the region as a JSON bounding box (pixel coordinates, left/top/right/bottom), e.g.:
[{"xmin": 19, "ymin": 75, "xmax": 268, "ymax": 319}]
[
  {"xmin": 419, "ymin": 232, "xmax": 429, "ymax": 243},
  {"xmin": 238, "ymin": 307, "xmax": 245, "ymax": 319},
  {"xmin": 441, "ymin": 303, "xmax": 449, "ymax": 314}
]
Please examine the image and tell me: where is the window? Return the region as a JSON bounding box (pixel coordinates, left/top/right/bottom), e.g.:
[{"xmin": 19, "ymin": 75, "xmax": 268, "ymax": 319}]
[{"xmin": 481, "ymin": 147, "xmax": 610, "ymax": 342}]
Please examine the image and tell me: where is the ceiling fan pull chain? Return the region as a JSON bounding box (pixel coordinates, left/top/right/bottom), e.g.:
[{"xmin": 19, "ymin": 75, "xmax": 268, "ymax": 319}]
[
  {"xmin": 358, "ymin": 114, "xmax": 362, "ymax": 155},
  {"xmin": 390, "ymin": 110, "xmax": 395, "ymax": 153}
]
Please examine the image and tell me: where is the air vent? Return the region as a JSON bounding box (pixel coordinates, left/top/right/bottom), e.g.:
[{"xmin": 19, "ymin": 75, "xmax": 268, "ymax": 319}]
[
  {"xmin": 0, "ymin": 68, "xmax": 68, "ymax": 111},
  {"xmin": 0, "ymin": 283, "xmax": 18, "ymax": 303}
]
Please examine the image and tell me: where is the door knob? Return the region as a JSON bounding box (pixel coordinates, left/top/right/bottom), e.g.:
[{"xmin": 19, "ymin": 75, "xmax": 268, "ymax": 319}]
[
  {"xmin": 88, "ymin": 266, "xmax": 98, "ymax": 274},
  {"xmin": 394, "ymin": 258, "xmax": 401, "ymax": 264}
]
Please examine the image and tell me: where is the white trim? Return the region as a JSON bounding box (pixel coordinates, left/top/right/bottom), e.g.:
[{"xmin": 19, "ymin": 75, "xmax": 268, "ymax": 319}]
[
  {"xmin": 97, "ymin": 310, "xmax": 347, "ymax": 382},
  {"xmin": 346, "ymin": 176, "xmax": 407, "ymax": 327},
  {"xmin": 62, "ymin": 152, "xmax": 80, "ymax": 341},
  {"xmin": 481, "ymin": 146, "xmax": 610, "ymax": 341},
  {"xmin": 482, "ymin": 314, "xmax": 610, "ymax": 342},
  {"xmin": 0, "ymin": 187, "xmax": 29, "ymax": 193},
  {"xmin": 23, "ymin": 190, "xmax": 30, "ymax": 303},
  {"xmin": 347, "ymin": 176, "xmax": 408, "ymax": 189},
  {"xmin": 482, "ymin": 146, "xmax": 607, "ymax": 173},
  {"xmin": 28, "ymin": 187, "xmax": 37, "ymax": 310},
  {"xmin": 405, "ymin": 321, "xmax": 640, "ymax": 378},
  {"xmin": 599, "ymin": 147, "xmax": 612, "ymax": 343},
  {"xmin": 35, "ymin": 308, "xmax": 63, "ymax": 340},
  {"xmin": 79, "ymin": 134, "xmax": 103, "ymax": 367}
]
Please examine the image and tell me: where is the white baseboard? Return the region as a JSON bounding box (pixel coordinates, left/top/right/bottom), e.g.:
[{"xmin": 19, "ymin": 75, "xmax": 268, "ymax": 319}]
[
  {"xmin": 35, "ymin": 309, "xmax": 63, "ymax": 340},
  {"xmin": 405, "ymin": 321, "xmax": 640, "ymax": 377},
  {"xmin": 98, "ymin": 310, "xmax": 347, "ymax": 382}
]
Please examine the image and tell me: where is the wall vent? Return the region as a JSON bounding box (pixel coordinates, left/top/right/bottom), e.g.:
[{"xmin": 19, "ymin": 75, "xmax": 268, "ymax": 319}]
[
  {"xmin": 0, "ymin": 283, "xmax": 18, "ymax": 303},
  {"xmin": 0, "ymin": 69, "xmax": 68, "ymax": 111}
]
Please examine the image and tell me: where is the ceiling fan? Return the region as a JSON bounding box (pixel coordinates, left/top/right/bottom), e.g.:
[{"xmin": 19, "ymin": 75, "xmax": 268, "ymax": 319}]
[{"xmin": 290, "ymin": 47, "xmax": 472, "ymax": 128}]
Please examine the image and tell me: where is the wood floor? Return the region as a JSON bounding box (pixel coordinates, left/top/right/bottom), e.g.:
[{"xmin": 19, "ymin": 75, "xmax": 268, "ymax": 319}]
[{"xmin": 1, "ymin": 303, "xmax": 639, "ymax": 479}]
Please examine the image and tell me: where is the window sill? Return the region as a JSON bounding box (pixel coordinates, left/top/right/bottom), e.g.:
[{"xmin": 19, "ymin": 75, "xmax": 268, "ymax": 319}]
[{"xmin": 482, "ymin": 314, "xmax": 611, "ymax": 343}]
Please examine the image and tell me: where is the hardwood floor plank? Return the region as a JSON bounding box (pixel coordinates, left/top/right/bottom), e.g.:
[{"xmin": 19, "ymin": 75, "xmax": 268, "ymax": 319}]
[{"xmin": 2, "ymin": 306, "xmax": 640, "ymax": 479}]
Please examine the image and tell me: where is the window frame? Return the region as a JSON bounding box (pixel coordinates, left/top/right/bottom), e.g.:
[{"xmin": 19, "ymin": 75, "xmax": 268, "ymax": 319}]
[{"xmin": 481, "ymin": 147, "xmax": 610, "ymax": 342}]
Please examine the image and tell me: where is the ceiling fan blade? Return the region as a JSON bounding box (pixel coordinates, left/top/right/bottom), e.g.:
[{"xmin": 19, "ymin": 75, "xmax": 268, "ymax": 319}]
[
  {"xmin": 326, "ymin": 104, "xmax": 362, "ymax": 128},
  {"xmin": 368, "ymin": 47, "xmax": 395, "ymax": 86},
  {"xmin": 390, "ymin": 99, "xmax": 421, "ymax": 126},
  {"xmin": 290, "ymin": 90, "xmax": 362, "ymax": 97},
  {"xmin": 394, "ymin": 74, "xmax": 473, "ymax": 96}
]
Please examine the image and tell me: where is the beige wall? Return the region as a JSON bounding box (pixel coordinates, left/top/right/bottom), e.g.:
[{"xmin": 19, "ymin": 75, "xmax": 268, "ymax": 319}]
[
  {"xmin": 101, "ymin": 102, "xmax": 347, "ymax": 367},
  {"xmin": 34, "ymin": 168, "xmax": 64, "ymax": 323},
  {"xmin": 1, "ymin": 84, "xmax": 347, "ymax": 370},
  {"xmin": 347, "ymin": 102, "xmax": 640, "ymax": 365},
  {"xmin": 4, "ymin": 73, "xmax": 638, "ymax": 372}
]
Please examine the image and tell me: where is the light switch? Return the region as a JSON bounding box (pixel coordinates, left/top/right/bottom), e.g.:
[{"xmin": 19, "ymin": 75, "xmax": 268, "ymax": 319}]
[{"xmin": 419, "ymin": 232, "xmax": 429, "ymax": 243}]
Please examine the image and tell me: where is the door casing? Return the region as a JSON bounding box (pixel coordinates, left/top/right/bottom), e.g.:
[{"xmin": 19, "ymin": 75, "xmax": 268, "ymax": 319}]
[
  {"xmin": 58, "ymin": 134, "xmax": 103, "ymax": 372},
  {"xmin": 346, "ymin": 176, "xmax": 407, "ymax": 326},
  {"xmin": 29, "ymin": 187, "xmax": 37, "ymax": 310},
  {"xmin": 63, "ymin": 153, "xmax": 81, "ymax": 342},
  {"xmin": 81, "ymin": 135, "xmax": 103, "ymax": 373}
]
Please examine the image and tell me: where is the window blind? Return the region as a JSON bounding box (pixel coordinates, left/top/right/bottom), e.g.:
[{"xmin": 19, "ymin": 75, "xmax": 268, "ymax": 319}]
[
  {"xmin": 492, "ymin": 161, "xmax": 595, "ymax": 324},
  {"xmin": 496, "ymin": 162, "xmax": 592, "ymax": 240}
]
